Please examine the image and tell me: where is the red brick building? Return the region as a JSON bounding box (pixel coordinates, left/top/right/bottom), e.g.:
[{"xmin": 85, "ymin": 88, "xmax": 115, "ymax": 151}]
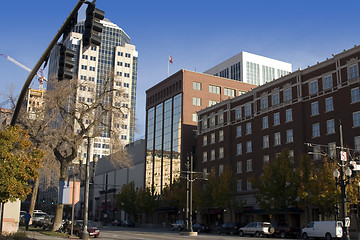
[{"xmin": 197, "ymin": 45, "xmax": 360, "ymax": 225}]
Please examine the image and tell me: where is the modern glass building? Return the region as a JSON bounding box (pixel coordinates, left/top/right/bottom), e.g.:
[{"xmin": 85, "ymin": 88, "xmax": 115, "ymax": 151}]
[
  {"xmin": 205, "ymin": 51, "xmax": 292, "ymax": 86},
  {"xmin": 145, "ymin": 70, "xmax": 255, "ymax": 195}
]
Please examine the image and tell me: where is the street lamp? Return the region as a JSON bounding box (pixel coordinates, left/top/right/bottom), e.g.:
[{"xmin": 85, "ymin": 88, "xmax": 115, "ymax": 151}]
[{"xmin": 333, "ymin": 165, "xmax": 352, "ymax": 240}]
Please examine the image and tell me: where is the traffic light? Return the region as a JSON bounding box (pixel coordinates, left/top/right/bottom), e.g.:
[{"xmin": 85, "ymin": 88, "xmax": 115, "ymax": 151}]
[
  {"xmin": 42, "ymin": 198, "xmax": 45, "ymax": 203},
  {"xmin": 83, "ymin": 3, "xmax": 105, "ymax": 48},
  {"xmin": 58, "ymin": 44, "xmax": 75, "ymax": 81}
]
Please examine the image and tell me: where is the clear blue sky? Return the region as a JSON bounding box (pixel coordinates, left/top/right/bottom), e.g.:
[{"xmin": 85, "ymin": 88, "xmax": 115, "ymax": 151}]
[{"xmin": 1, "ymin": 0, "xmax": 359, "ymax": 139}]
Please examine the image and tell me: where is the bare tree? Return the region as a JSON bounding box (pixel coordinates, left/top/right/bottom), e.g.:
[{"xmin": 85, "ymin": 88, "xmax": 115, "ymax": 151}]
[{"xmin": 43, "ymin": 73, "xmax": 131, "ymax": 231}]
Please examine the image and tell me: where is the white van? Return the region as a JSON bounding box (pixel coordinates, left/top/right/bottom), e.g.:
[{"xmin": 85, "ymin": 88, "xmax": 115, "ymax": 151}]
[{"xmin": 302, "ymin": 221, "xmax": 343, "ymax": 240}]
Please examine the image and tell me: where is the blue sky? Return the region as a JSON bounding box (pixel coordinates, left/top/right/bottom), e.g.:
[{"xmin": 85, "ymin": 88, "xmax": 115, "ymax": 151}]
[{"xmin": 1, "ymin": 0, "xmax": 359, "ymax": 139}]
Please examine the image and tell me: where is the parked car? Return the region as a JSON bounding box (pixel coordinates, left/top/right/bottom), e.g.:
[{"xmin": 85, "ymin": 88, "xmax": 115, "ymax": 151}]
[
  {"xmin": 32, "ymin": 212, "xmax": 47, "ymax": 228},
  {"xmin": 239, "ymin": 222, "xmax": 275, "ymax": 237},
  {"xmin": 40, "ymin": 215, "xmax": 54, "ymax": 230},
  {"xmin": 273, "ymin": 222, "xmax": 301, "ymax": 238},
  {"xmin": 122, "ymin": 219, "xmax": 135, "ymax": 227},
  {"xmin": 301, "ymin": 221, "xmax": 343, "ymax": 240},
  {"xmin": 73, "ymin": 220, "xmax": 100, "ymax": 238},
  {"xmin": 192, "ymin": 223, "xmax": 211, "ymax": 233},
  {"xmin": 217, "ymin": 222, "xmax": 241, "ymax": 235},
  {"xmin": 171, "ymin": 220, "xmax": 185, "ymax": 231},
  {"xmin": 111, "ymin": 219, "xmax": 122, "ymax": 226}
]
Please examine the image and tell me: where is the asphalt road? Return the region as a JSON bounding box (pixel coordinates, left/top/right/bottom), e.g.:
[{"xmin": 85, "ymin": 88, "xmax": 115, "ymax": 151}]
[{"xmin": 97, "ymin": 227, "xmax": 283, "ymax": 240}]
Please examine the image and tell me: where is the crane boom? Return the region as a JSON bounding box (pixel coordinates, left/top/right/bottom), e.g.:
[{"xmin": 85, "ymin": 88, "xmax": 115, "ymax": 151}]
[{"xmin": 0, "ymin": 53, "xmax": 47, "ymax": 90}]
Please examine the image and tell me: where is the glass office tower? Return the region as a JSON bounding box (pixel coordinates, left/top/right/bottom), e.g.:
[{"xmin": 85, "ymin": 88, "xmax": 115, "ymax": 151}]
[{"xmin": 146, "ymin": 94, "xmax": 182, "ymax": 194}]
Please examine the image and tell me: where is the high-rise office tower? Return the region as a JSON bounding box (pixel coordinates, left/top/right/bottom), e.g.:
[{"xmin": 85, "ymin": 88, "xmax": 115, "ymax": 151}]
[
  {"xmin": 48, "ymin": 19, "xmax": 138, "ymax": 160},
  {"xmin": 205, "ymin": 51, "xmax": 292, "ymax": 86}
]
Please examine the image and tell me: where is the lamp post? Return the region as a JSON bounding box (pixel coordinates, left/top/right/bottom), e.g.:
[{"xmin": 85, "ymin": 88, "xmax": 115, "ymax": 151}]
[
  {"xmin": 333, "ymin": 161, "xmax": 352, "ymax": 240},
  {"xmin": 91, "ymin": 155, "xmax": 98, "ymax": 222}
]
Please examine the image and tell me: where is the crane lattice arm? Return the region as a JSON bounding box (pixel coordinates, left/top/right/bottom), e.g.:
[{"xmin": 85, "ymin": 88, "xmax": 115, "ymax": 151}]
[{"xmin": 0, "ymin": 53, "xmax": 47, "ymax": 89}]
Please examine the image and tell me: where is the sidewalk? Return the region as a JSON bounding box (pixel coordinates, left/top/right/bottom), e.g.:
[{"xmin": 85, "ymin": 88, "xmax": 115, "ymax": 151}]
[{"xmin": 22, "ymin": 230, "xmax": 70, "ymax": 240}]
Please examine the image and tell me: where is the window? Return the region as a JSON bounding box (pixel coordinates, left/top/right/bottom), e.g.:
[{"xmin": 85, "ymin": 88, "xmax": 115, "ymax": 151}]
[
  {"xmin": 202, "ymin": 118, "xmax": 208, "ymax": 129},
  {"xmin": 261, "ymin": 97, "xmax": 268, "ymax": 109},
  {"xmin": 245, "ymin": 104, "xmax": 252, "ymax": 117},
  {"xmin": 193, "ymin": 81, "xmax": 201, "ymax": 90},
  {"xmin": 311, "ymin": 102, "xmax": 319, "ymax": 116},
  {"xmin": 328, "ymin": 142, "xmax": 336, "ymax": 158},
  {"xmin": 246, "ymin": 141, "xmax": 252, "ymax": 153},
  {"xmin": 263, "ymin": 135, "xmax": 269, "ymax": 148},
  {"xmin": 246, "ymin": 122, "xmax": 252, "ymax": 134},
  {"xmin": 209, "ymin": 100, "xmax": 219, "ymax": 106},
  {"xmin": 263, "ymin": 155, "xmax": 270, "ymax": 165},
  {"xmin": 327, "ymin": 119, "xmax": 335, "ymax": 134},
  {"xmin": 219, "ymin": 147, "xmax": 224, "ymax": 159},
  {"xmin": 285, "ymin": 109, "xmax": 293, "ymax": 122},
  {"xmin": 235, "ymin": 108, "xmax": 242, "ymax": 120},
  {"xmin": 237, "ymin": 143, "xmax": 242, "ymax": 155},
  {"xmin": 349, "ymin": 64, "xmax": 359, "ymax": 79},
  {"xmin": 210, "ymin": 116, "xmax": 215, "ymax": 127},
  {"xmin": 236, "ymin": 126, "xmax": 242, "ymax": 137},
  {"xmin": 192, "ymin": 113, "xmax": 197, "ymax": 122},
  {"xmin": 325, "ymin": 97, "xmax": 334, "ymax": 112},
  {"xmin": 246, "ymin": 159, "xmax": 253, "ymax": 172},
  {"xmin": 351, "ymin": 88, "xmax": 360, "ymax": 103},
  {"xmin": 355, "ymin": 136, "xmax": 360, "ymax": 152},
  {"xmin": 323, "ymin": 75, "xmax": 332, "ymax": 90},
  {"xmin": 237, "ymin": 180, "xmax": 242, "ymax": 192},
  {"xmin": 272, "ymin": 92, "xmax": 280, "ymax": 106},
  {"xmin": 210, "ymin": 133, "xmax": 215, "ymax": 144},
  {"xmin": 274, "ymin": 132, "xmax": 281, "ymax": 146},
  {"xmin": 262, "ymin": 116, "xmax": 269, "ymax": 129},
  {"xmin": 286, "ymin": 129, "xmax": 294, "ymax": 143},
  {"xmin": 312, "ymin": 123, "xmax": 320, "ymax": 137},
  {"xmin": 284, "ymin": 88, "xmax": 292, "ymax": 102},
  {"xmin": 313, "ymin": 145, "xmax": 321, "ymax": 160},
  {"xmin": 273, "ymin": 112, "xmax": 280, "ymax": 126},
  {"xmin": 209, "ymin": 85, "xmax": 220, "ymax": 94},
  {"xmin": 193, "ymin": 97, "xmax": 201, "ymax": 106},
  {"xmin": 247, "ymin": 180, "xmax": 252, "ymax": 190},
  {"xmin": 309, "ymin": 80, "xmax": 318, "ymax": 95},
  {"xmin": 237, "ymin": 161, "xmax": 242, "ymax": 173},
  {"xmin": 203, "ymin": 135, "xmax": 207, "ymax": 146},
  {"xmin": 218, "ymin": 114, "xmax": 224, "ymax": 124},
  {"xmin": 202, "ymin": 168, "xmax": 208, "ymax": 179},
  {"xmin": 219, "ymin": 165, "xmax": 224, "ymax": 175},
  {"xmin": 353, "ymin": 111, "xmax": 360, "ymax": 127},
  {"xmin": 210, "ymin": 150, "xmax": 215, "ymax": 161},
  {"xmin": 224, "ymin": 88, "xmax": 235, "ymax": 97},
  {"xmin": 202, "ymin": 152, "xmax": 207, "ymax": 162},
  {"xmin": 219, "ymin": 130, "xmax": 224, "ymax": 142}
]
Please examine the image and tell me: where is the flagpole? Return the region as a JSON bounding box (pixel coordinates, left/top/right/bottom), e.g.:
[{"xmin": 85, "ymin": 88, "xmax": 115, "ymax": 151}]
[{"xmin": 168, "ymin": 55, "xmax": 170, "ymax": 77}]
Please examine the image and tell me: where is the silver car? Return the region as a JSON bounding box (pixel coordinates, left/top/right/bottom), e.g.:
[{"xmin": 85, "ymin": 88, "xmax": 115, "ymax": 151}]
[{"xmin": 239, "ymin": 222, "xmax": 274, "ymax": 237}]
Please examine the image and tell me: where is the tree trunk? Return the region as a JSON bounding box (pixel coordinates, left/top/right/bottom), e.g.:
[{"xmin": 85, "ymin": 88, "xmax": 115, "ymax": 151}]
[
  {"xmin": 28, "ymin": 177, "xmax": 40, "ymax": 224},
  {"xmin": 51, "ymin": 160, "xmax": 69, "ymax": 231}
]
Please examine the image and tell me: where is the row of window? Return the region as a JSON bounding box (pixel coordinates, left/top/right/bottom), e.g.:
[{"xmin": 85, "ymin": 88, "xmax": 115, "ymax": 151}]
[
  {"xmin": 193, "ymin": 81, "xmax": 241, "ymax": 97},
  {"xmin": 117, "ymin": 52, "xmax": 131, "ymax": 58},
  {"xmin": 82, "ymin": 55, "xmax": 96, "ymax": 61},
  {"xmin": 94, "ymin": 143, "xmax": 110, "ymax": 149},
  {"xmin": 81, "ymin": 65, "xmax": 96, "ymax": 71},
  {"xmin": 80, "ymin": 75, "xmax": 95, "ymax": 82},
  {"xmin": 116, "ymin": 71, "xmax": 130, "ymax": 78},
  {"xmin": 116, "ymin": 61, "xmax": 131, "ymax": 68}
]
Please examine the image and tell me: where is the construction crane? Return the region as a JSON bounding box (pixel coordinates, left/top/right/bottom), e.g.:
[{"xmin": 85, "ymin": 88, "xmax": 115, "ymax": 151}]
[{"xmin": 0, "ymin": 53, "xmax": 47, "ymax": 90}]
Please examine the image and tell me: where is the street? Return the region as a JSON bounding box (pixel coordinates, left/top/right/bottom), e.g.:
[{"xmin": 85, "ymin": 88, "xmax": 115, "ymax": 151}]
[{"xmin": 96, "ymin": 226, "xmax": 285, "ymax": 240}]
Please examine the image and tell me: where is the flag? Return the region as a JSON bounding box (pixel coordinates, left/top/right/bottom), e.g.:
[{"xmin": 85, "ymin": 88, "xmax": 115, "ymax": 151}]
[{"xmin": 169, "ymin": 56, "xmax": 173, "ymax": 64}]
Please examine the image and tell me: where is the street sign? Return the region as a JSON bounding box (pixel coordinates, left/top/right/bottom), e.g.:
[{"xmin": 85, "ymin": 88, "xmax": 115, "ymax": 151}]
[
  {"xmin": 344, "ymin": 217, "xmax": 350, "ymax": 227},
  {"xmin": 340, "ymin": 151, "xmax": 347, "ymax": 161}
]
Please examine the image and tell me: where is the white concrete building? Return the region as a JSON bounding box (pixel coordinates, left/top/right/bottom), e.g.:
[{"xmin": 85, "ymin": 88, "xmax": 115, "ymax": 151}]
[{"xmin": 204, "ymin": 51, "xmax": 292, "ymax": 86}]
